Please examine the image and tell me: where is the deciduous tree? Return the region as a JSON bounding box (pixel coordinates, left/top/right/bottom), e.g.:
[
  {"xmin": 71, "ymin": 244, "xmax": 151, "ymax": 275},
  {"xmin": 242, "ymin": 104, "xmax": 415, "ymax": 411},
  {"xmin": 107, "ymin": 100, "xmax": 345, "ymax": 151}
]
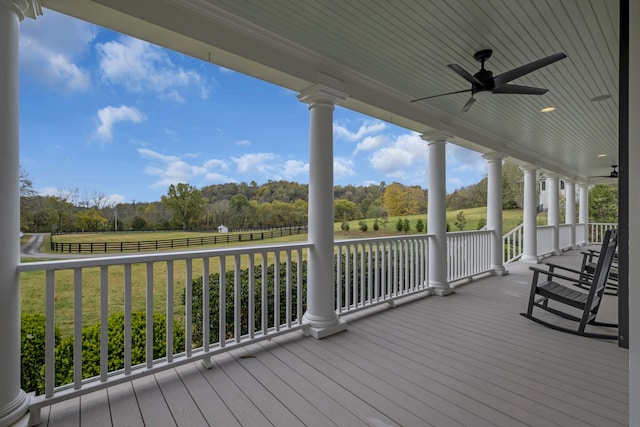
[{"xmin": 161, "ymin": 183, "xmax": 205, "ymax": 230}]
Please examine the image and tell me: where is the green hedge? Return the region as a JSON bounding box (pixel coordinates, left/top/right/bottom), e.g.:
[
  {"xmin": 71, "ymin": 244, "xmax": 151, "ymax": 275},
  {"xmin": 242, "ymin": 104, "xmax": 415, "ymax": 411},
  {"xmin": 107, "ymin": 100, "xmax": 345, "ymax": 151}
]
[
  {"xmin": 185, "ymin": 261, "xmax": 307, "ymax": 346},
  {"xmin": 21, "ymin": 313, "xmax": 60, "ymax": 393},
  {"xmin": 21, "ymin": 311, "xmax": 184, "ymax": 394}
]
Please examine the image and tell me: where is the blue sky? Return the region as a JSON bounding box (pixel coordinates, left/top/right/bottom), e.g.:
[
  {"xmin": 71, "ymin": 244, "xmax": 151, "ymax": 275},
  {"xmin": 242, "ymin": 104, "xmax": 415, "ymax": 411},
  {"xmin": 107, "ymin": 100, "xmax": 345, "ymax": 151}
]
[{"xmin": 18, "ymin": 9, "xmax": 488, "ymax": 205}]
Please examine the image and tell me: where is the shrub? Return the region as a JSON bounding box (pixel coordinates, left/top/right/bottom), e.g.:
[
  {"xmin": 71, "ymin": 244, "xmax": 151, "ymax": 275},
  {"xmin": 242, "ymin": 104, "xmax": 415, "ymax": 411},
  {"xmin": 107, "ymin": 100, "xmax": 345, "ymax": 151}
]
[
  {"xmin": 403, "ymin": 219, "xmax": 410, "ymax": 233},
  {"xmin": 341, "ymin": 217, "xmax": 350, "ymax": 231},
  {"xmin": 52, "ymin": 312, "xmax": 185, "ymax": 389},
  {"xmin": 477, "ymin": 217, "xmax": 487, "ymax": 230},
  {"xmin": 415, "ymin": 219, "xmax": 425, "ymax": 233},
  {"xmin": 185, "ymin": 261, "xmax": 307, "ymax": 347},
  {"xmin": 454, "ymin": 211, "xmax": 467, "ymax": 231},
  {"xmin": 21, "ymin": 313, "xmax": 60, "ymax": 393},
  {"xmin": 373, "ymin": 218, "xmax": 380, "ymax": 231},
  {"xmin": 358, "ymin": 220, "xmax": 368, "ymax": 232},
  {"xmin": 396, "ymin": 218, "xmax": 403, "ymax": 232}
]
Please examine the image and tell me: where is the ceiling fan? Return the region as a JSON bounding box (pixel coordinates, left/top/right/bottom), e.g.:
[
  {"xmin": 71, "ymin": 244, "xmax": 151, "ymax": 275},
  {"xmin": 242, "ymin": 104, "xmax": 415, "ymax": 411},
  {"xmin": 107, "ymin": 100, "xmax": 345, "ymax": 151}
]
[
  {"xmin": 410, "ymin": 49, "xmax": 567, "ymax": 112},
  {"xmin": 590, "ymin": 165, "xmax": 619, "ymax": 179}
]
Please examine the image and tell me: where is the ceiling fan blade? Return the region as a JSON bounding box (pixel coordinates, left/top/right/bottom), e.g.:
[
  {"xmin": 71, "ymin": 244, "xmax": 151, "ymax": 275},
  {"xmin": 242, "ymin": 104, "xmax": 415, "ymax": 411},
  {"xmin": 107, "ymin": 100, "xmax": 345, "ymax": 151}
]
[
  {"xmin": 410, "ymin": 89, "xmax": 472, "ymax": 102},
  {"xmin": 448, "ymin": 64, "xmax": 483, "ymax": 86},
  {"xmin": 492, "ymin": 84, "xmax": 548, "ymax": 95},
  {"xmin": 461, "ymin": 97, "xmax": 476, "ymax": 112},
  {"xmin": 493, "ymin": 52, "xmax": 567, "ymax": 86}
]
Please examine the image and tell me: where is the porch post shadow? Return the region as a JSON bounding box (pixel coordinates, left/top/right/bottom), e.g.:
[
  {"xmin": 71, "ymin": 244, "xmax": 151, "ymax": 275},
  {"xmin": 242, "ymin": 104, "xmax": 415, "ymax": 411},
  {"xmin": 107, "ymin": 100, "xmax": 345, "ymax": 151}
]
[
  {"xmin": 483, "ymin": 152, "xmax": 508, "ymax": 276},
  {"xmin": 298, "ymin": 76, "xmax": 347, "ymax": 339},
  {"xmin": 0, "ymin": 1, "xmax": 41, "ymax": 425},
  {"xmin": 520, "ymin": 165, "xmax": 538, "ymax": 262}
]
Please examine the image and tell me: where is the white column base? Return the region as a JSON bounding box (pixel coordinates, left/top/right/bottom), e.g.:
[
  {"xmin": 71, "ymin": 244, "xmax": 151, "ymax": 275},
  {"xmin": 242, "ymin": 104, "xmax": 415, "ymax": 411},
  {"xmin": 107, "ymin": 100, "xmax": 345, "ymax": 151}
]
[
  {"xmin": 0, "ymin": 390, "xmax": 29, "ymax": 427},
  {"xmin": 303, "ymin": 318, "xmax": 347, "ymax": 339},
  {"xmin": 492, "ymin": 266, "xmax": 509, "ymax": 276},
  {"xmin": 429, "ymin": 285, "xmax": 455, "ymax": 296},
  {"xmin": 520, "ymin": 254, "xmax": 539, "ymax": 264}
]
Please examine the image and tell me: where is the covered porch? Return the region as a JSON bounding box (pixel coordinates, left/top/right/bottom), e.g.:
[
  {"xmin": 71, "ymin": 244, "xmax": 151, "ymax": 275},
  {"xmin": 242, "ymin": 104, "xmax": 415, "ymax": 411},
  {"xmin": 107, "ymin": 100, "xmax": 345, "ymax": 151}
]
[
  {"xmin": 36, "ymin": 248, "xmax": 627, "ymax": 427},
  {"xmin": 1, "ymin": 1, "xmax": 638, "ymax": 425}
]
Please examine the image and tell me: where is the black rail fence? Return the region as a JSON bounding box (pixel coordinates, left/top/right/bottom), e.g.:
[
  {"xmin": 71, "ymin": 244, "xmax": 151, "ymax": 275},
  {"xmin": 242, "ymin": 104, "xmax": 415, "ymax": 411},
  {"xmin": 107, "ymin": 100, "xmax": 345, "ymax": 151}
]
[{"xmin": 50, "ymin": 226, "xmax": 308, "ymax": 254}]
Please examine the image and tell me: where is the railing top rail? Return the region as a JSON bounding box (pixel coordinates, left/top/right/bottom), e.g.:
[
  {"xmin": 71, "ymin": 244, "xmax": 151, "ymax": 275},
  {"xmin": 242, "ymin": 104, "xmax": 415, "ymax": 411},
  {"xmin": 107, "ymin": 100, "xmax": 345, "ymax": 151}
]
[
  {"xmin": 537, "ymin": 225, "xmax": 555, "ymax": 230},
  {"xmin": 18, "ymin": 241, "xmax": 313, "ymax": 272},
  {"xmin": 446, "ymin": 230, "xmax": 492, "ymax": 236},
  {"xmin": 503, "ymin": 223, "xmax": 523, "ymax": 237},
  {"xmin": 334, "ymin": 234, "xmax": 434, "ymax": 245}
]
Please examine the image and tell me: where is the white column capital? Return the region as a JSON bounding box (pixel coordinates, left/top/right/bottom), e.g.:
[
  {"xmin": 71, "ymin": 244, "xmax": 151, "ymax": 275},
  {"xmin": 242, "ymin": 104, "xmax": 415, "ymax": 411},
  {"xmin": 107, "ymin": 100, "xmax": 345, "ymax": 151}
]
[
  {"xmin": 421, "ymin": 131, "xmax": 453, "ymax": 145},
  {"xmin": 0, "ymin": 0, "xmax": 42, "ymax": 20},
  {"xmin": 298, "ymin": 72, "xmax": 347, "ymax": 107},
  {"xmin": 519, "ymin": 164, "xmax": 538, "ymax": 173},
  {"xmin": 545, "ymin": 172, "xmax": 560, "ymax": 180},
  {"xmin": 482, "ymin": 152, "xmax": 506, "ymax": 162}
]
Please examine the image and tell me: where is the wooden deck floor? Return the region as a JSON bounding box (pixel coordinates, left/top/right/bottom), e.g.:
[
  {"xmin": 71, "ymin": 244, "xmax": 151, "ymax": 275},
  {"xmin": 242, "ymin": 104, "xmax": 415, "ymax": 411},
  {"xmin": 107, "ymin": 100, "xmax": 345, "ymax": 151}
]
[{"xmin": 37, "ymin": 248, "xmax": 629, "ymax": 426}]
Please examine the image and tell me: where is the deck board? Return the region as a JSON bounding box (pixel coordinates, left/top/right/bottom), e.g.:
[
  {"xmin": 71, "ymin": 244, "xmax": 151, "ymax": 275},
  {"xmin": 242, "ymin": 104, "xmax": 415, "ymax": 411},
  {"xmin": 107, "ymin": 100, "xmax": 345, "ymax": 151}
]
[{"xmin": 36, "ymin": 250, "xmax": 629, "ymax": 427}]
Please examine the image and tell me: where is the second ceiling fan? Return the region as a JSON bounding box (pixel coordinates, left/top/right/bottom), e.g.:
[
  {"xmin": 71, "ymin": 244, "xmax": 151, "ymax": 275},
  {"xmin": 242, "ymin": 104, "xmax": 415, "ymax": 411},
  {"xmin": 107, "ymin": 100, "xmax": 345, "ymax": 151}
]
[{"xmin": 411, "ymin": 49, "xmax": 567, "ymax": 112}]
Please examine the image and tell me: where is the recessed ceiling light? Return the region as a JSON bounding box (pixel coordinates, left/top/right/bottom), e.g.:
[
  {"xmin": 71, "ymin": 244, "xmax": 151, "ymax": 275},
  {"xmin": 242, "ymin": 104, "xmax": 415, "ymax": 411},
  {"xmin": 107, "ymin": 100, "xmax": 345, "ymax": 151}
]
[
  {"xmin": 541, "ymin": 107, "xmax": 556, "ymax": 113},
  {"xmin": 598, "ymin": 154, "xmax": 607, "ymax": 157},
  {"xmin": 590, "ymin": 94, "xmax": 611, "ymax": 102}
]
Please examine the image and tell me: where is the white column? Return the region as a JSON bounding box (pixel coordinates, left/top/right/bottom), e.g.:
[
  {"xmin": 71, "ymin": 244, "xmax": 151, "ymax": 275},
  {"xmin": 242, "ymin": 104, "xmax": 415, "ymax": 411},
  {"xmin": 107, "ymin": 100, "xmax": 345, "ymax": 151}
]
[
  {"xmin": 298, "ymin": 82, "xmax": 347, "ymax": 339},
  {"xmin": 546, "ymin": 173, "xmax": 561, "ymax": 255},
  {"xmin": 629, "ymin": 0, "xmax": 639, "ymax": 424},
  {"xmin": 423, "ymin": 134, "xmax": 453, "ymax": 295},
  {"xmin": 483, "ymin": 152, "xmax": 507, "ymax": 275},
  {"xmin": 578, "ymin": 183, "xmax": 589, "ymax": 224},
  {"xmin": 0, "ymin": 1, "xmax": 40, "ymax": 425},
  {"xmin": 578, "ymin": 183, "xmax": 589, "ymax": 247},
  {"xmin": 520, "ymin": 165, "xmax": 538, "ymax": 262},
  {"xmin": 564, "ymin": 179, "xmax": 576, "ymax": 248}
]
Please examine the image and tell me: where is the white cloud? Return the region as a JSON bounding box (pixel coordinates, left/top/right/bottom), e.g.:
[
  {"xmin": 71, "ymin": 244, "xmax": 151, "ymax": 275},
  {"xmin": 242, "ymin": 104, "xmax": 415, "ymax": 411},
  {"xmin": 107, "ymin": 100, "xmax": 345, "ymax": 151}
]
[
  {"xmin": 19, "ymin": 11, "xmax": 96, "ymax": 93},
  {"xmin": 335, "ymin": 120, "xmax": 387, "ymax": 142},
  {"xmin": 105, "ymin": 194, "xmax": 126, "ymax": 206},
  {"xmin": 369, "ymin": 132, "xmax": 427, "ymax": 178},
  {"xmin": 282, "ymin": 160, "xmax": 309, "ymax": 178},
  {"xmin": 236, "ymin": 139, "xmax": 252, "ymax": 146},
  {"xmin": 334, "ymin": 157, "xmax": 356, "ymax": 178},
  {"xmin": 97, "ymin": 36, "xmax": 209, "ymax": 101},
  {"xmin": 138, "ymin": 148, "xmax": 231, "ymax": 188},
  {"xmin": 232, "ymin": 153, "xmax": 279, "ymax": 174},
  {"xmin": 96, "ymin": 105, "xmax": 145, "ymax": 140},
  {"xmin": 354, "ymin": 134, "xmax": 390, "ymax": 154}
]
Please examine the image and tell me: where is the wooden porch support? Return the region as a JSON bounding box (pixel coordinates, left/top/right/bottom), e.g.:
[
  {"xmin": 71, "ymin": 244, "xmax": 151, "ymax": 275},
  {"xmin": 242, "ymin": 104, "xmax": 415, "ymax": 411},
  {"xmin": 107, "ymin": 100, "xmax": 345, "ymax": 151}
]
[
  {"xmin": 520, "ymin": 165, "xmax": 538, "ymax": 263},
  {"xmin": 483, "ymin": 152, "xmax": 507, "ymax": 275},
  {"xmin": 298, "ymin": 77, "xmax": 347, "ymax": 339},
  {"xmin": 546, "ymin": 173, "xmax": 561, "ymax": 255},
  {"xmin": 422, "ymin": 134, "xmax": 453, "ymax": 295},
  {"xmin": 0, "ymin": 1, "xmax": 41, "ymax": 425},
  {"xmin": 564, "ymin": 178, "xmax": 577, "ymax": 248}
]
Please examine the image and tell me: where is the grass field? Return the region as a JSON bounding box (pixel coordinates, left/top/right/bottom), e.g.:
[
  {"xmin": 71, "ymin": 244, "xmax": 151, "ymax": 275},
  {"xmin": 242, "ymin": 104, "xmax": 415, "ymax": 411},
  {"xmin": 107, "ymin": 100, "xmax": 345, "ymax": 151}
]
[{"xmin": 21, "ymin": 208, "xmax": 541, "ymax": 336}]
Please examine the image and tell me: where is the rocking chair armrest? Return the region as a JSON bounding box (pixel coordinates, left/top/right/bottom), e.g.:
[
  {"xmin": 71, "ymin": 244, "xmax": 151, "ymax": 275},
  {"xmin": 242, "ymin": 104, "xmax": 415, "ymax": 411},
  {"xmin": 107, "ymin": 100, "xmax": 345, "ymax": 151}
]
[
  {"xmin": 542, "ymin": 262, "xmax": 590, "ymax": 277},
  {"xmin": 528, "ymin": 265, "xmax": 594, "ymax": 288}
]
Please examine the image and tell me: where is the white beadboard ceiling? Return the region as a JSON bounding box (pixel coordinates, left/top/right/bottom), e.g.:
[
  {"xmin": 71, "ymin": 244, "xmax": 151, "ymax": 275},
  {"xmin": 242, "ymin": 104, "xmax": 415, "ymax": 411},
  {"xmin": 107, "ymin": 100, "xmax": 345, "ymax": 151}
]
[{"xmin": 43, "ymin": 0, "xmax": 620, "ymax": 182}]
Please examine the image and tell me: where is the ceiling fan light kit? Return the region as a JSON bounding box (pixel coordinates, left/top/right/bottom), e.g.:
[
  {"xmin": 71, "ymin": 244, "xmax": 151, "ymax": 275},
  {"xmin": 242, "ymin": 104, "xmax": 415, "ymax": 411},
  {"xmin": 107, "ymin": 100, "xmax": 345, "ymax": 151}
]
[{"xmin": 411, "ymin": 49, "xmax": 567, "ymax": 112}]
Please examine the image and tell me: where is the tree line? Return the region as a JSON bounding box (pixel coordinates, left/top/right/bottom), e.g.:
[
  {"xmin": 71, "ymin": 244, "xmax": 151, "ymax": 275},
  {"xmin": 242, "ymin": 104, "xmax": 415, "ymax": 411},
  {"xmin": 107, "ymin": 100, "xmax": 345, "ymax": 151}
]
[{"xmin": 19, "ymin": 162, "xmax": 618, "ymax": 233}]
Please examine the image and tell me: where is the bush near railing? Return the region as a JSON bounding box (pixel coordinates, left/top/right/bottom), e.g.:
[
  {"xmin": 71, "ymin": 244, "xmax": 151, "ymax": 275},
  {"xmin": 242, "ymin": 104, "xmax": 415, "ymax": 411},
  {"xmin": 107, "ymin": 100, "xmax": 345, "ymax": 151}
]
[
  {"xmin": 21, "ymin": 313, "xmax": 60, "ymax": 394},
  {"xmin": 20, "ymin": 312, "xmax": 184, "ymax": 394},
  {"xmin": 185, "ymin": 261, "xmax": 307, "ymax": 347},
  {"xmin": 50, "ymin": 226, "xmax": 308, "ymax": 253}
]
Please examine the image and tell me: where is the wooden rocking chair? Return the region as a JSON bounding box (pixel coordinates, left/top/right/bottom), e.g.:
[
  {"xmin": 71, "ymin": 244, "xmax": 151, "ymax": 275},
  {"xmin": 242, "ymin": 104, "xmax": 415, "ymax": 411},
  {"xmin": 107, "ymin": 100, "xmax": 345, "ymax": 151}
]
[{"xmin": 520, "ymin": 229, "xmax": 618, "ymax": 339}]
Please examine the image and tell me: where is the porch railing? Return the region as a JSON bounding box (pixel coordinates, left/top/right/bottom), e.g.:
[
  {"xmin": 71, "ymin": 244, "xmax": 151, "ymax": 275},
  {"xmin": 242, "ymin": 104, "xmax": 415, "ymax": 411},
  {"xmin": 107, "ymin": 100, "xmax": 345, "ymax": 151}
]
[
  {"xmin": 446, "ymin": 230, "xmax": 492, "ymax": 282},
  {"xmin": 334, "ymin": 235, "xmax": 431, "ymax": 315},
  {"xmin": 558, "ymin": 224, "xmax": 573, "ymax": 251},
  {"xmin": 536, "ymin": 225, "xmax": 555, "ymax": 257},
  {"xmin": 19, "ymin": 242, "xmax": 312, "ymax": 422},
  {"xmin": 589, "ymin": 222, "xmax": 618, "ymax": 243},
  {"xmin": 503, "ymin": 224, "xmax": 524, "ymax": 264}
]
